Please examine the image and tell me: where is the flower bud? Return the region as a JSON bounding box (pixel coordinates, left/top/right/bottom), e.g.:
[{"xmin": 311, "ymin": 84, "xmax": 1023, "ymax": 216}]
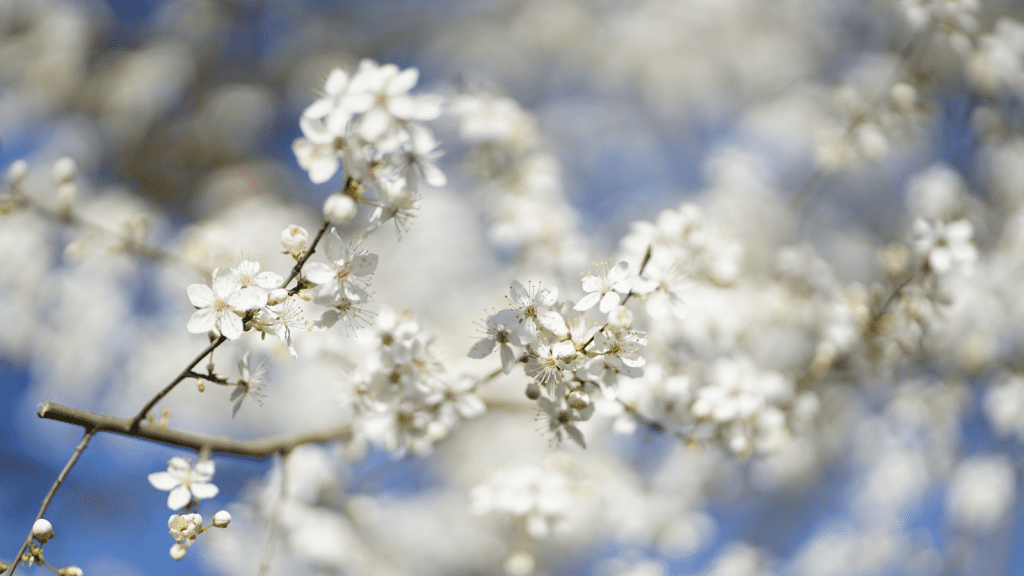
[
  {"xmin": 525, "ymin": 381, "xmax": 541, "ymax": 400},
  {"xmin": 324, "ymin": 193, "xmax": 357, "ymax": 224},
  {"xmin": 281, "ymin": 225, "xmax": 309, "ymax": 254},
  {"xmin": 51, "ymin": 157, "xmax": 76, "ymax": 184},
  {"xmin": 170, "ymin": 544, "xmax": 188, "ymax": 561},
  {"xmin": 59, "ymin": 566, "xmax": 83, "ymax": 576},
  {"xmin": 568, "ymin": 390, "xmax": 590, "ymax": 410},
  {"xmin": 32, "ymin": 519, "xmax": 55, "ymax": 543},
  {"xmin": 607, "ymin": 305, "xmax": 633, "ymax": 332},
  {"xmin": 6, "ymin": 159, "xmax": 27, "ymax": 185},
  {"xmin": 212, "ymin": 510, "xmax": 232, "ymax": 528},
  {"xmin": 268, "ymin": 288, "xmax": 288, "ymax": 306}
]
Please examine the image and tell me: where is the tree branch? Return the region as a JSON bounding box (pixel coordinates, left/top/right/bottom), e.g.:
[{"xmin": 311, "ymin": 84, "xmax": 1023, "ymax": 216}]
[
  {"xmin": 8, "ymin": 428, "xmax": 97, "ymax": 576},
  {"xmin": 39, "ymin": 402, "xmax": 351, "ymax": 457}
]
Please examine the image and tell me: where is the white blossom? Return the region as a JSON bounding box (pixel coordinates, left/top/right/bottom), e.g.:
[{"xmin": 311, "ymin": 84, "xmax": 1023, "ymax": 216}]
[{"xmin": 148, "ymin": 457, "xmax": 219, "ymax": 510}]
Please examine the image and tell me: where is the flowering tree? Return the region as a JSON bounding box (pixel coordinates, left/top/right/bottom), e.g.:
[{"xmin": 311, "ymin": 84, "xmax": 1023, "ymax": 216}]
[{"xmin": 3, "ymin": 0, "xmax": 1024, "ymax": 575}]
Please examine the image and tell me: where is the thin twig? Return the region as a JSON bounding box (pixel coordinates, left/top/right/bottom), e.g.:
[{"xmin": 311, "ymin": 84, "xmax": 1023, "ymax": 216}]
[
  {"xmin": 129, "ymin": 336, "xmax": 228, "ymax": 432},
  {"xmin": 39, "ymin": 403, "xmax": 351, "ymax": 457},
  {"xmin": 284, "ymin": 220, "xmax": 330, "ymax": 291},
  {"xmin": 255, "ymin": 451, "xmax": 290, "ymax": 576},
  {"xmin": 18, "ymin": 188, "xmax": 211, "ymax": 275},
  {"xmin": 8, "ymin": 428, "xmax": 98, "ymax": 576}
]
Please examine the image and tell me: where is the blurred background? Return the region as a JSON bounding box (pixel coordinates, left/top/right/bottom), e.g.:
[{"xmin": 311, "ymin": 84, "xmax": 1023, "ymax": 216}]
[{"xmin": 4, "ymin": 0, "xmax": 1024, "ymax": 575}]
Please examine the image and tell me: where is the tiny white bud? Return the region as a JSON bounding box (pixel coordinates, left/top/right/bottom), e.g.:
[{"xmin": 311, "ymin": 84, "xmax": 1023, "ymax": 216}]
[
  {"xmin": 568, "ymin": 390, "xmax": 590, "ymax": 410},
  {"xmin": 32, "ymin": 519, "xmax": 54, "ymax": 543},
  {"xmin": 170, "ymin": 543, "xmax": 188, "ymax": 561},
  {"xmin": 212, "ymin": 510, "xmax": 232, "ymax": 528},
  {"xmin": 268, "ymin": 288, "xmax": 288, "ymax": 306},
  {"xmin": 607, "ymin": 305, "xmax": 633, "ymax": 331},
  {"xmin": 56, "ymin": 182, "xmax": 77, "ymax": 214},
  {"xmin": 280, "ymin": 225, "xmax": 309, "ymax": 253},
  {"xmin": 6, "ymin": 159, "xmax": 28, "ymax": 184},
  {"xmin": 503, "ymin": 550, "xmax": 536, "ymax": 576},
  {"xmin": 59, "ymin": 566, "xmax": 83, "ymax": 576},
  {"xmin": 525, "ymin": 381, "xmax": 541, "ymax": 400},
  {"xmin": 890, "ymin": 82, "xmax": 917, "ymax": 112},
  {"xmin": 51, "ymin": 157, "xmax": 77, "ymax": 184},
  {"xmin": 324, "ymin": 193, "xmax": 357, "ymax": 224}
]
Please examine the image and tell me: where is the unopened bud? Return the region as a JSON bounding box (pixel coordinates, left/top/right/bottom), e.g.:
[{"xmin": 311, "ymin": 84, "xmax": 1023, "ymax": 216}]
[
  {"xmin": 607, "ymin": 305, "xmax": 633, "ymax": 331},
  {"xmin": 568, "ymin": 390, "xmax": 590, "ymax": 410},
  {"xmin": 6, "ymin": 159, "xmax": 27, "ymax": 185},
  {"xmin": 268, "ymin": 288, "xmax": 288, "ymax": 306},
  {"xmin": 525, "ymin": 381, "xmax": 541, "ymax": 400},
  {"xmin": 59, "ymin": 566, "xmax": 82, "ymax": 576},
  {"xmin": 32, "ymin": 519, "xmax": 54, "ymax": 544},
  {"xmin": 280, "ymin": 225, "xmax": 308, "ymax": 254},
  {"xmin": 51, "ymin": 157, "xmax": 76, "ymax": 184},
  {"xmin": 212, "ymin": 510, "xmax": 231, "ymax": 528},
  {"xmin": 170, "ymin": 544, "xmax": 188, "ymax": 561},
  {"xmin": 56, "ymin": 182, "xmax": 77, "ymax": 216},
  {"xmin": 324, "ymin": 193, "xmax": 357, "ymax": 224}
]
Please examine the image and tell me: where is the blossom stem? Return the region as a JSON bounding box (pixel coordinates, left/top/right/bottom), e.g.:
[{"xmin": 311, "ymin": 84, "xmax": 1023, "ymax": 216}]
[
  {"xmin": 15, "ymin": 184, "xmax": 212, "ymax": 275},
  {"xmin": 40, "ymin": 402, "xmax": 351, "ymax": 457},
  {"xmin": 580, "ymin": 245, "xmax": 653, "ymax": 351},
  {"xmin": 129, "ymin": 336, "xmax": 228, "ymax": 432},
  {"xmin": 8, "ymin": 428, "xmax": 97, "ymax": 576},
  {"xmin": 255, "ymin": 451, "xmax": 290, "ymax": 576},
  {"xmin": 284, "ymin": 220, "xmax": 331, "ymax": 293}
]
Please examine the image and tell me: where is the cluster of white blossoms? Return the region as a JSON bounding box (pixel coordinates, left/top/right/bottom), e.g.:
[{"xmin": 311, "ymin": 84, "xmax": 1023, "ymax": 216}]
[
  {"xmin": 470, "ymin": 270, "xmax": 649, "ymax": 448},
  {"xmin": 147, "ymin": 457, "xmax": 231, "ymax": 560},
  {"xmin": 185, "ymin": 260, "xmax": 286, "ymax": 342},
  {"xmin": 343, "ymin": 307, "xmax": 486, "ymax": 457},
  {"xmin": 469, "ymin": 461, "xmax": 576, "ymax": 539},
  {"xmin": 293, "ymin": 59, "xmax": 446, "ymax": 237}
]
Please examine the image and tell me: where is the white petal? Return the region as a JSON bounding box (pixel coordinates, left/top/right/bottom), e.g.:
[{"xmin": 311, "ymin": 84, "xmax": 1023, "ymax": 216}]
[
  {"xmin": 519, "ymin": 318, "xmax": 538, "ymax": 344},
  {"xmin": 468, "ymin": 338, "xmax": 496, "ymax": 359},
  {"xmin": 349, "ymin": 253, "xmax": 379, "ymax": 276},
  {"xmin": 420, "ymin": 160, "xmax": 447, "ymax": 187},
  {"xmin": 573, "ymin": 291, "xmax": 601, "ymax": 312},
  {"xmin": 500, "ymin": 343, "xmax": 517, "ymax": 374},
  {"xmin": 303, "ymin": 98, "xmax": 334, "ymax": 120},
  {"xmin": 598, "ymin": 291, "xmax": 622, "ymax": 314},
  {"xmin": 324, "ymin": 68, "xmax": 349, "ymax": 95},
  {"xmin": 187, "ymin": 308, "xmax": 217, "ymax": 334},
  {"xmin": 167, "ymin": 486, "xmax": 192, "ymax": 510},
  {"xmin": 148, "ymin": 472, "xmax": 181, "ymax": 491},
  {"xmin": 359, "ymin": 108, "xmax": 391, "ymax": 142},
  {"xmin": 228, "ymin": 288, "xmax": 263, "ymax": 311},
  {"xmin": 190, "ymin": 482, "xmax": 219, "ymax": 500},
  {"xmin": 566, "ymin": 425, "xmax": 587, "ymax": 448},
  {"xmin": 388, "ymin": 67, "xmax": 419, "ymax": 96},
  {"xmin": 536, "ymin": 286, "xmax": 558, "ymax": 307},
  {"xmin": 608, "ymin": 261, "xmax": 629, "ymax": 283},
  {"xmin": 254, "ymin": 271, "xmax": 283, "ymax": 289},
  {"xmin": 187, "ymin": 284, "xmax": 215, "ymax": 308},
  {"xmin": 304, "ymin": 262, "xmax": 337, "ymax": 285},
  {"xmin": 580, "ymin": 275, "xmax": 603, "ymax": 293},
  {"xmin": 322, "ymin": 228, "xmax": 348, "ymax": 266},
  {"xmin": 219, "ymin": 312, "xmax": 244, "ymax": 340},
  {"xmin": 537, "ymin": 311, "xmax": 568, "ymax": 338},
  {"xmin": 509, "ymin": 281, "xmax": 530, "ymax": 306},
  {"xmin": 308, "ymin": 156, "xmax": 340, "ymax": 184}
]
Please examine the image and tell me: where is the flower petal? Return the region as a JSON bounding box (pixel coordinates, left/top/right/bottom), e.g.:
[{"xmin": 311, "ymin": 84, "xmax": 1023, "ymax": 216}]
[
  {"xmin": 186, "ymin": 308, "xmax": 217, "ymax": 335},
  {"xmin": 187, "ymin": 284, "xmax": 215, "ymax": 308},
  {"xmin": 190, "ymin": 482, "xmax": 219, "ymax": 500},
  {"xmin": 148, "ymin": 472, "xmax": 181, "ymax": 491},
  {"xmin": 167, "ymin": 486, "xmax": 192, "ymax": 510}
]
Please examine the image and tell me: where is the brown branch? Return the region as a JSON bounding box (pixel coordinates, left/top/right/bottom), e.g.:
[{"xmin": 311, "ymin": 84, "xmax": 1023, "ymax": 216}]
[
  {"xmin": 39, "ymin": 402, "xmax": 351, "ymax": 457},
  {"xmin": 129, "ymin": 335, "xmax": 227, "ymax": 432},
  {"xmin": 8, "ymin": 428, "xmax": 98, "ymax": 576}
]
